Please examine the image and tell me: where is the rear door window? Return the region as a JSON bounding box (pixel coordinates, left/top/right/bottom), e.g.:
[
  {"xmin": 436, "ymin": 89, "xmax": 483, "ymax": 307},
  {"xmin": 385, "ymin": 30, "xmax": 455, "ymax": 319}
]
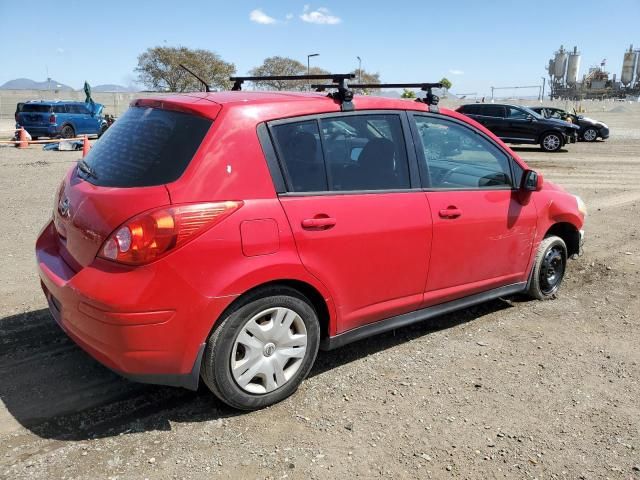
[
  {"xmin": 80, "ymin": 107, "xmax": 212, "ymax": 187},
  {"xmin": 507, "ymin": 107, "xmax": 528, "ymax": 119},
  {"xmin": 479, "ymin": 106, "xmax": 505, "ymax": 118},
  {"xmin": 459, "ymin": 104, "xmax": 480, "ymax": 115},
  {"xmin": 320, "ymin": 114, "xmax": 410, "ymax": 191},
  {"xmin": 270, "ymin": 113, "xmax": 410, "ymax": 192}
]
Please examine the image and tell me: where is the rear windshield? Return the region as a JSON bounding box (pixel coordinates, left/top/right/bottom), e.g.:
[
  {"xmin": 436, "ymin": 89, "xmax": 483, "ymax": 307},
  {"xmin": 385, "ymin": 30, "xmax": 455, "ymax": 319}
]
[
  {"xmin": 21, "ymin": 104, "xmax": 51, "ymax": 113},
  {"xmin": 81, "ymin": 107, "xmax": 212, "ymax": 187}
]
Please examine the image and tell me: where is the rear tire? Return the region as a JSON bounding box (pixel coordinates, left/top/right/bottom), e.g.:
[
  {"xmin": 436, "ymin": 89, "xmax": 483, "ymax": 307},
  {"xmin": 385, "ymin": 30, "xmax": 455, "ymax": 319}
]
[
  {"xmin": 201, "ymin": 287, "xmax": 320, "ymax": 410},
  {"xmin": 540, "ymin": 132, "xmax": 562, "ymax": 152},
  {"xmin": 60, "ymin": 125, "xmax": 75, "ymax": 139},
  {"xmin": 527, "ymin": 235, "xmax": 568, "ymax": 300},
  {"xmin": 582, "ymin": 127, "xmax": 598, "ymax": 142}
]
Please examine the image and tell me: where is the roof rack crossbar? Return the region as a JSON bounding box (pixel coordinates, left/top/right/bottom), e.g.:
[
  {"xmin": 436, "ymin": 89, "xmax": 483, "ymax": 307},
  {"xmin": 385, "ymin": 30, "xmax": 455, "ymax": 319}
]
[
  {"xmin": 312, "ymin": 82, "xmax": 444, "ymax": 111},
  {"xmin": 179, "ymin": 64, "xmax": 210, "ymax": 92},
  {"xmin": 312, "ymin": 82, "xmax": 443, "ymax": 91},
  {"xmin": 229, "ymin": 73, "xmax": 355, "ymax": 91}
]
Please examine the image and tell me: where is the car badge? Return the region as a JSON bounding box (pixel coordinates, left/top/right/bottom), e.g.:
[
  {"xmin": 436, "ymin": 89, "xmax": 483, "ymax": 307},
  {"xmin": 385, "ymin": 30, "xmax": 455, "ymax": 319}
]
[{"xmin": 58, "ymin": 196, "xmax": 70, "ymax": 217}]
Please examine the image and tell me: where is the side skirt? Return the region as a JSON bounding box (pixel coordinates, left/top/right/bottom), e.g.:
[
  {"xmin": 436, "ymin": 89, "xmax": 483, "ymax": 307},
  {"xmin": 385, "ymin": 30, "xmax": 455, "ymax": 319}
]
[{"xmin": 321, "ymin": 283, "xmax": 527, "ymax": 351}]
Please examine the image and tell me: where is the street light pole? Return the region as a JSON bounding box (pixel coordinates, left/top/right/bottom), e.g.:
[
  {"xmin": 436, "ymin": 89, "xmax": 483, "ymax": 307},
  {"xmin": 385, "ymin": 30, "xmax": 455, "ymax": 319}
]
[
  {"xmin": 541, "ymin": 77, "xmax": 546, "ymax": 101},
  {"xmin": 357, "ymin": 56, "xmax": 362, "ymax": 83},
  {"xmin": 307, "ymin": 53, "xmax": 319, "ymax": 90}
]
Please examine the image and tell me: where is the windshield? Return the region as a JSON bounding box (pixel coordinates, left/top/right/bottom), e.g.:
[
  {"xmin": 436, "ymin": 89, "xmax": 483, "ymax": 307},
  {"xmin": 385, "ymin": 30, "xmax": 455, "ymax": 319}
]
[{"xmin": 80, "ymin": 106, "xmax": 212, "ymax": 187}]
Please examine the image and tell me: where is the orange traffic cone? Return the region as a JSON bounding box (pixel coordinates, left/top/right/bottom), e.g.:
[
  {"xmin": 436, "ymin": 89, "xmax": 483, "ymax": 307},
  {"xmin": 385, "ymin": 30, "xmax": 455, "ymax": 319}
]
[
  {"xmin": 82, "ymin": 135, "xmax": 91, "ymax": 157},
  {"xmin": 17, "ymin": 127, "xmax": 28, "ymax": 149}
]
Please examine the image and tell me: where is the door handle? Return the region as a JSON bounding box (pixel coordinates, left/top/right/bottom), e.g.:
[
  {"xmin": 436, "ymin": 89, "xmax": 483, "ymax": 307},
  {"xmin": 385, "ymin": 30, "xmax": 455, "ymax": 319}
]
[
  {"xmin": 301, "ymin": 216, "xmax": 336, "ymax": 230},
  {"xmin": 439, "ymin": 207, "xmax": 462, "ymax": 219}
]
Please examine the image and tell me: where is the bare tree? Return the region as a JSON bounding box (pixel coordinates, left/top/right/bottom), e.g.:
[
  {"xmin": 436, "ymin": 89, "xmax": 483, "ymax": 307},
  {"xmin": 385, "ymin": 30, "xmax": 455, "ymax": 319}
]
[{"xmin": 136, "ymin": 46, "xmax": 235, "ymax": 92}]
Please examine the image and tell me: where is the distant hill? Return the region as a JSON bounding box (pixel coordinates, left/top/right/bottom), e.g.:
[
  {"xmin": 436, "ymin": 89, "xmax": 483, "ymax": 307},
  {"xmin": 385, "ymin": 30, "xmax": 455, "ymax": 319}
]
[
  {"xmin": 0, "ymin": 78, "xmax": 74, "ymax": 91},
  {"xmin": 93, "ymin": 84, "xmax": 137, "ymax": 92},
  {"xmin": 0, "ymin": 79, "xmax": 137, "ymax": 92}
]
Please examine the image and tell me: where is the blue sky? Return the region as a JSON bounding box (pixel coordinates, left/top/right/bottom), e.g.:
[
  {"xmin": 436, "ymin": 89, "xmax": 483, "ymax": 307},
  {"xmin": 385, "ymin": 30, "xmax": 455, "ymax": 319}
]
[{"xmin": 1, "ymin": 0, "xmax": 639, "ymax": 96}]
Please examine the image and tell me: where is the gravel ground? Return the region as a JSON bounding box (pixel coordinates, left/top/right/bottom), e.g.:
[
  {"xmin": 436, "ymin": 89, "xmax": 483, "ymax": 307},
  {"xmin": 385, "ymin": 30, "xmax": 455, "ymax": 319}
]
[{"xmin": 0, "ymin": 106, "xmax": 639, "ymax": 480}]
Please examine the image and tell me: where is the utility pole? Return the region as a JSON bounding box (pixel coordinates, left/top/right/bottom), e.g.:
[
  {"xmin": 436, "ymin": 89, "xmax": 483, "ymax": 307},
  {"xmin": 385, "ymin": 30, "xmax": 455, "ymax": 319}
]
[
  {"xmin": 541, "ymin": 77, "xmax": 546, "ymax": 100},
  {"xmin": 357, "ymin": 56, "xmax": 362, "ymax": 83}
]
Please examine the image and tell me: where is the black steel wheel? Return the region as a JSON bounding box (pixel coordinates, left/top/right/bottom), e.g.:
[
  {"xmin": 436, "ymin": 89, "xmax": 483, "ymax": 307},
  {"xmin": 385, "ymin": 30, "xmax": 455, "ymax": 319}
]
[{"xmin": 527, "ymin": 235, "xmax": 568, "ymax": 300}]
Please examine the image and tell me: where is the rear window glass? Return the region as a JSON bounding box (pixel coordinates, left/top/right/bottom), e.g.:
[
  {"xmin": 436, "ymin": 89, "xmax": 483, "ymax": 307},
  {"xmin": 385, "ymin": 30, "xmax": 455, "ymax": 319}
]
[
  {"xmin": 21, "ymin": 104, "xmax": 51, "ymax": 113},
  {"xmin": 81, "ymin": 107, "xmax": 212, "ymax": 187}
]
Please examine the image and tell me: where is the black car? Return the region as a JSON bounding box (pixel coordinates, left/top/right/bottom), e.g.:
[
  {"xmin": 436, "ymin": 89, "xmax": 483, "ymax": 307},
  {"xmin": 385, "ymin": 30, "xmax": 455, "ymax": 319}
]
[
  {"xmin": 529, "ymin": 107, "xmax": 609, "ymax": 142},
  {"xmin": 456, "ymin": 104, "xmax": 580, "ymax": 152}
]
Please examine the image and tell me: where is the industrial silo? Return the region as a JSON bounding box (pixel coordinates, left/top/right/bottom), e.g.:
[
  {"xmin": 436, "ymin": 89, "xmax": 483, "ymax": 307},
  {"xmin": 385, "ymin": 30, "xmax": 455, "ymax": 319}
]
[
  {"xmin": 553, "ymin": 46, "xmax": 568, "ymax": 80},
  {"xmin": 621, "ymin": 45, "xmax": 637, "ymax": 86},
  {"xmin": 566, "ymin": 46, "xmax": 581, "ymax": 86}
]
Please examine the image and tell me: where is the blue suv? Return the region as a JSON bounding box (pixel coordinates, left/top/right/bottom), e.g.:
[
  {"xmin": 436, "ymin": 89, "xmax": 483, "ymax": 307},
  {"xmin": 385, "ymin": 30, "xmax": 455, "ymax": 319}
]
[{"xmin": 15, "ymin": 100, "xmax": 107, "ymax": 139}]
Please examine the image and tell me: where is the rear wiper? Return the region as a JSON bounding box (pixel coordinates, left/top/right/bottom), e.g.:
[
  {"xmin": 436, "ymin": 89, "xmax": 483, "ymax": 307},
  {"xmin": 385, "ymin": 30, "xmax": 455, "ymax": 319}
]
[{"xmin": 77, "ymin": 159, "xmax": 98, "ymax": 179}]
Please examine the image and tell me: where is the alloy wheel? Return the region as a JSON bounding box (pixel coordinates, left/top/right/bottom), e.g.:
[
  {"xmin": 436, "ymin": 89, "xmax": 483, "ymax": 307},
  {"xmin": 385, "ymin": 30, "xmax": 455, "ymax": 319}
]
[
  {"xmin": 583, "ymin": 128, "xmax": 597, "ymax": 141},
  {"xmin": 543, "ymin": 134, "xmax": 561, "ymax": 151}
]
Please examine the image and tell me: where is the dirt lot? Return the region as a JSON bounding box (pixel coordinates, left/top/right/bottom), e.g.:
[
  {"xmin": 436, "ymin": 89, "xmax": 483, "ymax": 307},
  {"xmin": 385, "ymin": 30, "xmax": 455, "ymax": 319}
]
[{"xmin": 1, "ymin": 105, "xmax": 639, "ymax": 480}]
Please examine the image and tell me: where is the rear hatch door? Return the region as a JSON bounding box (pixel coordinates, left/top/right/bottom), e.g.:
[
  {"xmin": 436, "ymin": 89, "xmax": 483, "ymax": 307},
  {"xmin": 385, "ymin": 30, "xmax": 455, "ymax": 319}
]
[
  {"xmin": 18, "ymin": 104, "xmax": 51, "ymax": 128},
  {"xmin": 54, "ymin": 104, "xmax": 215, "ymax": 269}
]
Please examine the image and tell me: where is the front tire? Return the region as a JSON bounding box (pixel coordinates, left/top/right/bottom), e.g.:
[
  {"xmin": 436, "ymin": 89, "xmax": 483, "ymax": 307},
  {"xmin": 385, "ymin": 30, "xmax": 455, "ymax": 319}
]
[
  {"xmin": 527, "ymin": 235, "xmax": 568, "ymax": 300},
  {"xmin": 582, "ymin": 127, "xmax": 598, "ymax": 142},
  {"xmin": 540, "ymin": 132, "xmax": 562, "ymax": 152},
  {"xmin": 201, "ymin": 287, "xmax": 320, "ymax": 410}
]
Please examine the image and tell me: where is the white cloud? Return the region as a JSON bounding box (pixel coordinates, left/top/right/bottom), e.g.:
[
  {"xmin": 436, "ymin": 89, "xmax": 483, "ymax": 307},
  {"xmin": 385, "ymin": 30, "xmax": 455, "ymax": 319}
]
[
  {"xmin": 449, "ymin": 69, "xmax": 464, "ymax": 75},
  {"xmin": 285, "ymin": 13, "xmax": 293, "ymax": 20},
  {"xmin": 249, "ymin": 9, "xmax": 277, "ymax": 25},
  {"xmin": 300, "ymin": 6, "xmax": 341, "ymax": 25},
  {"xmin": 56, "ymin": 47, "xmax": 64, "ymax": 54}
]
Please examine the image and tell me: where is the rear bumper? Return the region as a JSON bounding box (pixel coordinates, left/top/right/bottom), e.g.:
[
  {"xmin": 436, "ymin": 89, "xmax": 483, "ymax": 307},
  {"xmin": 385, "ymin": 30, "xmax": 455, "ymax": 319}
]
[
  {"xmin": 35, "ymin": 221, "xmax": 220, "ymax": 390},
  {"xmin": 17, "ymin": 124, "xmax": 60, "ymax": 137}
]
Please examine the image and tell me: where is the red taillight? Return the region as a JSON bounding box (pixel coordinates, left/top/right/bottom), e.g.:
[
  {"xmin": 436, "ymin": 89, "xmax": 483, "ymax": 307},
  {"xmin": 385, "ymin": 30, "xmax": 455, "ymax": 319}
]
[
  {"xmin": 49, "ymin": 114, "xmax": 56, "ymax": 124},
  {"xmin": 98, "ymin": 202, "xmax": 243, "ymax": 265}
]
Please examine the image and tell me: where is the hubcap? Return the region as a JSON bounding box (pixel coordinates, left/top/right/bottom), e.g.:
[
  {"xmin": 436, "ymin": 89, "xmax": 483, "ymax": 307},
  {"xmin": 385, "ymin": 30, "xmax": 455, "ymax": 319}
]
[
  {"xmin": 543, "ymin": 135, "xmax": 560, "ymax": 151},
  {"xmin": 540, "ymin": 246, "xmax": 566, "ymax": 295},
  {"xmin": 584, "ymin": 129, "xmax": 596, "ymax": 141},
  {"xmin": 231, "ymin": 307, "xmax": 308, "ymax": 394}
]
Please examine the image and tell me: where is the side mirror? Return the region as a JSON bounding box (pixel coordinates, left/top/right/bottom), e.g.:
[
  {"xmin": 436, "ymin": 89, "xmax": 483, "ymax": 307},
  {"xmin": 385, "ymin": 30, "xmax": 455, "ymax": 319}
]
[
  {"xmin": 521, "ymin": 170, "xmax": 543, "ymax": 192},
  {"xmin": 526, "ymin": 115, "xmax": 534, "ymax": 122}
]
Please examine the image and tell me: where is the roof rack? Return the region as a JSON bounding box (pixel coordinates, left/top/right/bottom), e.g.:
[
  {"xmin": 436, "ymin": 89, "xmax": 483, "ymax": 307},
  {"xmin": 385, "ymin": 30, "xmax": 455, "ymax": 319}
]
[
  {"xmin": 312, "ymin": 82, "xmax": 444, "ymax": 112},
  {"xmin": 229, "ymin": 73, "xmax": 357, "ymax": 111}
]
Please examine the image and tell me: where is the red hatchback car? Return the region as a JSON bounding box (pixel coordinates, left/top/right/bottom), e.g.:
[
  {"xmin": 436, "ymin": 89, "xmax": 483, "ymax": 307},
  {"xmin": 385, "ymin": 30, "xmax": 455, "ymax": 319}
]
[{"xmin": 36, "ymin": 81, "xmax": 586, "ymax": 410}]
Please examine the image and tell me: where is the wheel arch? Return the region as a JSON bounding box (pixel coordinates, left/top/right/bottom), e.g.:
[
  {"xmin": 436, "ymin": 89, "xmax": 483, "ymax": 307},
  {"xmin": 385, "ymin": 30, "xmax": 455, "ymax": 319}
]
[
  {"xmin": 544, "ymin": 222, "xmax": 580, "ymax": 257},
  {"xmin": 207, "ymin": 279, "xmax": 333, "ymax": 343}
]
